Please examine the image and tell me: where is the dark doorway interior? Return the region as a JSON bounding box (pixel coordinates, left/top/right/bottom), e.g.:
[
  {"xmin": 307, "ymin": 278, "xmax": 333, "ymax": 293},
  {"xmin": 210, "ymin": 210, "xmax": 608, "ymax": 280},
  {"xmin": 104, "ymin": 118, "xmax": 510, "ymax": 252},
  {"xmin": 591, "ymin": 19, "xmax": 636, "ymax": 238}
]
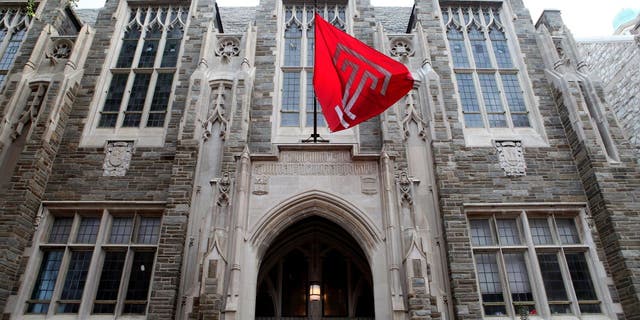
[{"xmin": 255, "ymin": 216, "xmax": 374, "ymax": 320}]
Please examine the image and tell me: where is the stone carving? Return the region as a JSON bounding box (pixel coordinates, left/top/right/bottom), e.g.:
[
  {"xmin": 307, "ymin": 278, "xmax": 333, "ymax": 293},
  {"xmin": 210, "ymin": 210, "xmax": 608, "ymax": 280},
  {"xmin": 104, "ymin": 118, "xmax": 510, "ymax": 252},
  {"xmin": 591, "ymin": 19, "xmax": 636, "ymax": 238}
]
[
  {"xmin": 401, "ymin": 90, "xmax": 427, "ymax": 140},
  {"xmin": 217, "ymin": 172, "xmax": 231, "ymax": 206},
  {"xmin": 361, "ymin": 177, "xmax": 377, "ymax": 195},
  {"xmin": 494, "ymin": 140, "xmax": 526, "ymax": 176},
  {"xmin": 215, "ymin": 36, "xmax": 241, "ymax": 59},
  {"xmin": 252, "ymin": 175, "xmax": 269, "ymax": 195},
  {"xmin": 103, "ymin": 141, "xmax": 133, "ymax": 176},
  {"xmin": 398, "ymin": 170, "xmax": 413, "ymax": 205},
  {"xmin": 253, "ymin": 151, "xmax": 378, "ymax": 176},
  {"xmin": 203, "ymin": 81, "xmax": 232, "ymax": 141},
  {"xmin": 389, "ymin": 37, "xmax": 414, "ymax": 57},
  {"xmin": 12, "ymin": 83, "xmax": 49, "ymax": 140},
  {"xmin": 52, "ymin": 38, "xmax": 73, "ymax": 59}
]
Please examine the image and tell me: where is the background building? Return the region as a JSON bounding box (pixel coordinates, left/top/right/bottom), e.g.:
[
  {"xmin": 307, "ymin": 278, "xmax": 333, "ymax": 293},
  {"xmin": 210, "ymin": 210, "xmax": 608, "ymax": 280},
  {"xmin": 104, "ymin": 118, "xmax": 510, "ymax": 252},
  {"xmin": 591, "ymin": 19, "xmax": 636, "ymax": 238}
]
[{"xmin": 0, "ymin": 0, "xmax": 639, "ymax": 319}]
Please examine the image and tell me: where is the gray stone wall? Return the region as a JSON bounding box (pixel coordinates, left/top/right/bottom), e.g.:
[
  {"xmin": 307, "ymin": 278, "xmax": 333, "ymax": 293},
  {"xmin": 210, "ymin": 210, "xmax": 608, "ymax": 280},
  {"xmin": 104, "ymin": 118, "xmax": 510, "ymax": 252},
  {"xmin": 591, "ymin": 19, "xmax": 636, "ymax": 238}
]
[{"xmin": 579, "ymin": 38, "xmax": 640, "ymax": 153}]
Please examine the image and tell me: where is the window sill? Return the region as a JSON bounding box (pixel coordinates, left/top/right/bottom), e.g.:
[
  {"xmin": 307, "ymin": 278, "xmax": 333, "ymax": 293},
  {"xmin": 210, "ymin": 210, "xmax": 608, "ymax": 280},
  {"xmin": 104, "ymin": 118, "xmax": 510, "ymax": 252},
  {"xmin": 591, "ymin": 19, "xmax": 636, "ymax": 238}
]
[
  {"xmin": 463, "ymin": 127, "xmax": 548, "ymax": 148},
  {"xmin": 80, "ymin": 128, "xmax": 166, "ymax": 148}
]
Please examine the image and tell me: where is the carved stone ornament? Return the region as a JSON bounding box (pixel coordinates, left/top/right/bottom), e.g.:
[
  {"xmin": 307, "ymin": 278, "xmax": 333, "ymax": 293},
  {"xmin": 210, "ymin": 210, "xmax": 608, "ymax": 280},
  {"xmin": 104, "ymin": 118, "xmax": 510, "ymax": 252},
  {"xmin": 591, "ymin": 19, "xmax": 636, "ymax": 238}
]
[
  {"xmin": 494, "ymin": 140, "xmax": 526, "ymax": 177},
  {"xmin": 361, "ymin": 177, "xmax": 377, "ymax": 195},
  {"xmin": 398, "ymin": 170, "xmax": 413, "ymax": 205},
  {"xmin": 389, "ymin": 37, "xmax": 414, "ymax": 57},
  {"xmin": 252, "ymin": 175, "xmax": 269, "ymax": 195},
  {"xmin": 52, "ymin": 38, "xmax": 73, "ymax": 59},
  {"xmin": 217, "ymin": 172, "xmax": 232, "ymax": 206},
  {"xmin": 215, "ymin": 36, "xmax": 241, "ymax": 59},
  {"xmin": 103, "ymin": 141, "xmax": 133, "ymax": 176}
]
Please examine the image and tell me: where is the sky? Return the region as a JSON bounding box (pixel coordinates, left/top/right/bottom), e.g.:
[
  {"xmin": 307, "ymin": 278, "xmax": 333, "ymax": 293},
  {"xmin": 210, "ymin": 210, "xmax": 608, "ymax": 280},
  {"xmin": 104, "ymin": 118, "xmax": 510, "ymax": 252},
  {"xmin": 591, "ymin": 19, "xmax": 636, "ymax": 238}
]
[{"xmin": 76, "ymin": 0, "xmax": 639, "ymax": 39}]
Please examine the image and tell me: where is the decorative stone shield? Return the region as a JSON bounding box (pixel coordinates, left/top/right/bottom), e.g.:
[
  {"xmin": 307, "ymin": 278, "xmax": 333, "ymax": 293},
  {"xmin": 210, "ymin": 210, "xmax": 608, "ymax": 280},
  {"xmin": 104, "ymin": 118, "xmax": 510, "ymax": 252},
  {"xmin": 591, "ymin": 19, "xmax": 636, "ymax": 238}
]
[{"xmin": 495, "ymin": 140, "xmax": 526, "ymax": 176}]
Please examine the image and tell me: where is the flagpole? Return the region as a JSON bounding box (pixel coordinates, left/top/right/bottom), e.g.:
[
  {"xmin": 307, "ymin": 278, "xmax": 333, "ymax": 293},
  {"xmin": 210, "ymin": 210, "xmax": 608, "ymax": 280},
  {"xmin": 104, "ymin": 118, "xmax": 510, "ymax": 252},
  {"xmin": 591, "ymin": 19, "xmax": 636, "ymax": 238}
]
[{"xmin": 304, "ymin": 0, "xmax": 327, "ymax": 143}]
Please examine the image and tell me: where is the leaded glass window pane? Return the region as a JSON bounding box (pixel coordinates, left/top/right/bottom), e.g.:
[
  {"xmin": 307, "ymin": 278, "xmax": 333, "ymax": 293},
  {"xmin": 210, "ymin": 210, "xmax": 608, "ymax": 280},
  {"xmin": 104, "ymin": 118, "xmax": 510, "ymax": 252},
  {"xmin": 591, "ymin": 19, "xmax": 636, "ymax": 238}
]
[
  {"xmin": 161, "ymin": 26, "xmax": 183, "ymax": 67},
  {"xmin": 0, "ymin": 28, "xmax": 25, "ymax": 69},
  {"xmin": 556, "ymin": 218, "xmax": 580, "ymax": 244},
  {"xmin": 478, "ymin": 73, "xmax": 506, "ymax": 127},
  {"xmin": 469, "ymin": 26, "xmax": 491, "ymax": 68},
  {"xmin": 123, "ymin": 251, "xmax": 155, "ymax": 314},
  {"xmin": 123, "ymin": 73, "xmax": 152, "ymax": 127},
  {"xmin": 93, "ymin": 251, "xmax": 126, "ymax": 314},
  {"xmin": 58, "ymin": 251, "xmax": 93, "ymax": 313},
  {"xmin": 565, "ymin": 252, "xmax": 600, "ymax": 314},
  {"xmin": 136, "ymin": 217, "xmax": 161, "ymax": 244},
  {"xmin": 470, "ymin": 219, "xmax": 494, "ymax": 246},
  {"xmin": 538, "ymin": 253, "xmax": 571, "ymax": 314},
  {"xmin": 138, "ymin": 25, "xmax": 161, "ymax": 68},
  {"xmin": 284, "ymin": 19, "xmax": 302, "ymax": 66},
  {"xmin": 504, "ymin": 253, "xmax": 534, "ymax": 307},
  {"xmin": 147, "ymin": 73, "xmax": 173, "ymax": 127},
  {"xmin": 281, "ymin": 71, "xmax": 300, "ymax": 126},
  {"xmin": 48, "ymin": 218, "xmax": 73, "ymax": 243},
  {"xmin": 27, "ymin": 250, "xmax": 64, "ymax": 314},
  {"xmin": 306, "ymin": 72, "xmax": 325, "ymax": 127},
  {"xmin": 76, "ymin": 217, "xmax": 100, "ymax": 244},
  {"xmin": 109, "ymin": 217, "xmax": 133, "ymax": 244},
  {"xmin": 99, "ymin": 73, "xmax": 128, "ymax": 127},
  {"xmin": 501, "ymin": 74, "xmax": 530, "ymax": 127},
  {"xmin": 448, "ymin": 28, "xmax": 469, "ymax": 68},
  {"xmin": 116, "ymin": 27, "xmax": 141, "ymax": 68},
  {"xmin": 456, "ymin": 73, "xmax": 483, "ymax": 128},
  {"xmin": 529, "ymin": 218, "xmax": 553, "ymax": 245},
  {"xmin": 475, "ymin": 253, "xmax": 506, "ymax": 316},
  {"xmin": 496, "ymin": 219, "xmax": 520, "ymax": 245},
  {"xmin": 489, "ymin": 27, "xmax": 513, "ymax": 68}
]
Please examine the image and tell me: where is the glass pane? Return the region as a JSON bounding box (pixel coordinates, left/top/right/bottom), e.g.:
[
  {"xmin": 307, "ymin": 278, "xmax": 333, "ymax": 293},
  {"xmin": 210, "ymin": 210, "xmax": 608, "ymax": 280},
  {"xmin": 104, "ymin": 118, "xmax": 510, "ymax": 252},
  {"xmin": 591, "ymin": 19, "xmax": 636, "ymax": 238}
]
[
  {"xmin": 76, "ymin": 217, "xmax": 100, "ymax": 243},
  {"xmin": 116, "ymin": 27, "xmax": 141, "ymax": 68},
  {"xmin": 147, "ymin": 73, "xmax": 174, "ymax": 127},
  {"xmin": 565, "ymin": 253, "xmax": 600, "ymax": 305},
  {"xmin": 475, "ymin": 253, "xmax": 506, "ymax": 316},
  {"xmin": 306, "ymin": 72, "xmax": 325, "ymax": 127},
  {"xmin": 478, "ymin": 74, "xmax": 506, "ymax": 127},
  {"xmin": 49, "ymin": 217, "xmax": 73, "ymax": 243},
  {"xmin": 109, "ymin": 217, "xmax": 133, "ymax": 244},
  {"xmin": 538, "ymin": 253, "xmax": 570, "ymax": 313},
  {"xmin": 456, "ymin": 73, "xmax": 483, "ymax": 128},
  {"xmin": 468, "ymin": 26, "xmax": 491, "ymax": 68},
  {"xmin": 470, "ymin": 219, "xmax": 494, "ymax": 246},
  {"xmin": 123, "ymin": 251, "xmax": 155, "ymax": 314},
  {"xmin": 281, "ymin": 72, "xmax": 300, "ymax": 126},
  {"xmin": 284, "ymin": 23, "xmax": 302, "ymax": 66},
  {"xmin": 504, "ymin": 253, "xmax": 534, "ymax": 304},
  {"xmin": 136, "ymin": 217, "xmax": 161, "ymax": 244},
  {"xmin": 93, "ymin": 251, "xmax": 127, "ymax": 314},
  {"xmin": 501, "ymin": 74, "xmax": 530, "ymax": 127},
  {"xmin": 161, "ymin": 26, "xmax": 183, "ymax": 67},
  {"xmin": 496, "ymin": 219, "xmax": 520, "ymax": 245},
  {"xmin": 529, "ymin": 218, "xmax": 553, "ymax": 245},
  {"xmin": 0, "ymin": 29, "xmax": 25, "ymax": 70},
  {"xmin": 138, "ymin": 26, "xmax": 161, "ymax": 68},
  {"xmin": 490, "ymin": 29, "xmax": 513, "ymax": 68},
  {"xmin": 123, "ymin": 73, "xmax": 152, "ymax": 127},
  {"xmin": 99, "ymin": 73, "xmax": 129, "ymax": 127},
  {"xmin": 281, "ymin": 250, "xmax": 308, "ymax": 316},
  {"xmin": 28, "ymin": 250, "xmax": 64, "ymax": 314},
  {"xmin": 58, "ymin": 251, "xmax": 93, "ymax": 313},
  {"xmin": 556, "ymin": 218, "xmax": 580, "ymax": 244},
  {"xmin": 306, "ymin": 22, "xmax": 314, "ymax": 66},
  {"xmin": 447, "ymin": 28, "xmax": 469, "ymax": 68}
]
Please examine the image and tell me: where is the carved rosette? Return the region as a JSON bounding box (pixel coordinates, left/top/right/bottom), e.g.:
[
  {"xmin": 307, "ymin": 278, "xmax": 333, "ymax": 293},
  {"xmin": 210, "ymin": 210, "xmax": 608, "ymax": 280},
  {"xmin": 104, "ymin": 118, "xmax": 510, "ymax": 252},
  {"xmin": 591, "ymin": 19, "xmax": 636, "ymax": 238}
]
[
  {"xmin": 215, "ymin": 36, "xmax": 241, "ymax": 59},
  {"xmin": 389, "ymin": 36, "xmax": 414, "ymax": 57},
  {"xmin": 103, "ymin": 141, "xmax": 133, "ymax": 176},
  {"xmin": 494, "ymin": 140, "xmax": 526, "ymax": 177}
]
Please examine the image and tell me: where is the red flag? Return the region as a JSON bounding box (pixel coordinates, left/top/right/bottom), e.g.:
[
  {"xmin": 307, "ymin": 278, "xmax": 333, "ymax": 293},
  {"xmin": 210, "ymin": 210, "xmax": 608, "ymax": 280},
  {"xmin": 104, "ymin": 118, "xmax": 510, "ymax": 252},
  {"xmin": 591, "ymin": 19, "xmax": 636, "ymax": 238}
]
[{"xmin": 313, "ymin": 13, "xmax": 414, "ymax": 132}]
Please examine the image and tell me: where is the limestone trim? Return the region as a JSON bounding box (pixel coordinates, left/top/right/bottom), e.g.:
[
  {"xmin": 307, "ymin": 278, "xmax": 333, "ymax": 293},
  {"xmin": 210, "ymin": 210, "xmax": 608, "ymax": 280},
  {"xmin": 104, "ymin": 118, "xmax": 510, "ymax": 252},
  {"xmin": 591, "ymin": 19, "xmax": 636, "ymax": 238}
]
[{"xmin": 249, "ymin": 190, "xmax": 383, "ymax": 260}]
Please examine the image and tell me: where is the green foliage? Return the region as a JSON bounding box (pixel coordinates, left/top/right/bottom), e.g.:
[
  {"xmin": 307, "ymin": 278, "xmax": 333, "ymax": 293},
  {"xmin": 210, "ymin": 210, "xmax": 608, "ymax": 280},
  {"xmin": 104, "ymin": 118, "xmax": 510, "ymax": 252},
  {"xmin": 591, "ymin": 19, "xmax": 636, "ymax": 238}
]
[{"xmin": 26, "ymin": 0, "xmax": 79, "ymax": 17}]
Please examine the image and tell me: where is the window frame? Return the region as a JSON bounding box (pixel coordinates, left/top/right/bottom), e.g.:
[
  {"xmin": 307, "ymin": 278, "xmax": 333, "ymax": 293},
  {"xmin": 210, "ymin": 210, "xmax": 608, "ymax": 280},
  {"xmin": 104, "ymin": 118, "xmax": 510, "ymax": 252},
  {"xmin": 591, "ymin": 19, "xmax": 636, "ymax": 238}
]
[
  {"xmin": 14, "ymin": 205, "xmax": 164, "ymax": 319},
  {"xmin": 81, "ymin": 4, "xmax": 189, "ymax": 148},
  {"xmin": 441, "ymin": 3, "xmax": 548, "ymax": 147},
  {"xmin": 465, "ymin": 206, "xmax": 617, "ymax": 319},
  {"xmin": 272, "ymin": 0, "xmax": 357, "ymax": 144}
]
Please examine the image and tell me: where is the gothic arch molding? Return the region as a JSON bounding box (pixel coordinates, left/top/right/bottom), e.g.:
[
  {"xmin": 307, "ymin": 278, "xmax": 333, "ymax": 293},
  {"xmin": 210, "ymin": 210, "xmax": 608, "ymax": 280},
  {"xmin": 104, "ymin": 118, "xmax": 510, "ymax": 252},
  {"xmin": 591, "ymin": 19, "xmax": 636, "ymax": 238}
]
[{"xmin": 249, "ymin": 190, "xmax": 383, "ymax": 261}]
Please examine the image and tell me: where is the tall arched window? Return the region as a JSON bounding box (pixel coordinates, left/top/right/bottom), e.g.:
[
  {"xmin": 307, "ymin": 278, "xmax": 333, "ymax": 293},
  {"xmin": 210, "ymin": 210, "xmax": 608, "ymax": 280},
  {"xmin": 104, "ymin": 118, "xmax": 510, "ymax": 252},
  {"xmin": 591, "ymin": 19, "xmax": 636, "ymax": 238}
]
[{"xmin": 0, "ymin": 8, "xmax": 30, "ymax": 88}]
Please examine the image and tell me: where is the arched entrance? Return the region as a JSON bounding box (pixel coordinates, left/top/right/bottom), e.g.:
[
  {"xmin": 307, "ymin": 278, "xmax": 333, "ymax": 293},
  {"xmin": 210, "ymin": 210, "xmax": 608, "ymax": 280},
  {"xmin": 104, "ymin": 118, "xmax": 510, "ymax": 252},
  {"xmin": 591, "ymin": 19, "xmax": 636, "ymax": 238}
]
[{"xmin": 255, "ymin": 217, "xmax": 375, "ymax": 320}]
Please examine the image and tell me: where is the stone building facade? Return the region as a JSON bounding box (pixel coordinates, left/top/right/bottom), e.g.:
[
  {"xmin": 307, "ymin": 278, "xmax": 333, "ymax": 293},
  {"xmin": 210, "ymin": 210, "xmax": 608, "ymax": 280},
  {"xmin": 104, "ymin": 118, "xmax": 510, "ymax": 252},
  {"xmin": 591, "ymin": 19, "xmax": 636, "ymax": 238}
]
[{"xmin": 0, "ymin": 0, "xmax": 639, "ymax": 320}]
